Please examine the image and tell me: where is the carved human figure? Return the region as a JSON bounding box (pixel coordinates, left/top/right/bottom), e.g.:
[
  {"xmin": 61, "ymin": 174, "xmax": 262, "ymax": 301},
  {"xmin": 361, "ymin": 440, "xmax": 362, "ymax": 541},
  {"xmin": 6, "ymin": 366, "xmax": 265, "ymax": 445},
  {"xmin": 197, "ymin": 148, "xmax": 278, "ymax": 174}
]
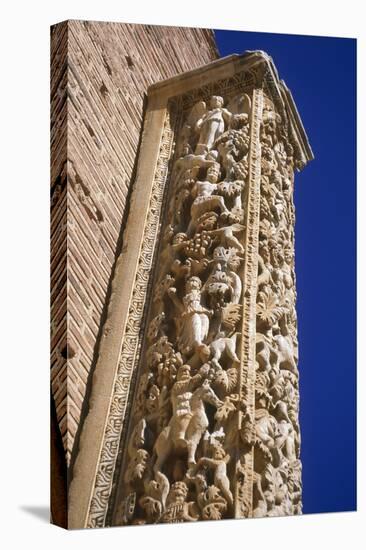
[
  {"xmin": 188, "ymin": 164, "xmax": 230, "ymax": 234},
  {"xmin": 168, "ymin": 276, "xmax": 212, "ymax": 357},
  {"xmin": 255, "ymin": 408, "xmax": 278, "ymax": 455},
  {"xmin": 273, "ymin": 314, "xmax": 298, "ymax": 374},
  {"xmin": 195, "ymin": 96, "xmax": 232, "ymax": 154},
  {"xmin": 204, "ymin": 246, "xmax": 242, "ymax": 306},
  {"xmin": 169, "ymin": 364, "xmax": 210, "ymax": 449},
  {"xmin": 254, "ymin": 391, "xmax": 282, "ymax": 470},
  {"xmin": 154, "ymin": 370, "xmax": 222, "ymax": 470},
  {"xmin": 273, "ymin": 402, "xmax": 297, "ymax": 462},
  {"xmin": 124, "ymin": 449, "xmax": 149, "ymax": 485},
  {"xmin": 194, "ymin": 441, "xmax": 233, "ymax": 507},
  {"xmin": 271, "ymin": 245, "xmax": 294, "ymax": 303},
  {"xmin": 145, "ymin": 384, "xmax": 161, "ymax": 417},
  {"xmin": 161, "ymin": 482, "xmax": 199, "ymax": 522}
]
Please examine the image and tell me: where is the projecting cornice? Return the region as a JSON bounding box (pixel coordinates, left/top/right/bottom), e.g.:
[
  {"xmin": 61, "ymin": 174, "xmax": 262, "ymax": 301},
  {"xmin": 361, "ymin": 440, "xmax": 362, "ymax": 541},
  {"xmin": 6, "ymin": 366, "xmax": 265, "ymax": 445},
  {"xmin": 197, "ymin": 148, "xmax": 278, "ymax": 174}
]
[{"xmin": 148, "ymin": 50, "xmax": 314, "ymax": 170}]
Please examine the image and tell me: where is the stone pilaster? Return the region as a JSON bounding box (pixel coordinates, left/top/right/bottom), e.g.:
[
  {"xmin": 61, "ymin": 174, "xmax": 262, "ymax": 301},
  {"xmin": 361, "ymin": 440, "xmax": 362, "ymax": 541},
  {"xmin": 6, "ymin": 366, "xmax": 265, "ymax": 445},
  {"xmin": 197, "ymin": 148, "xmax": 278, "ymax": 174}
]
[{"xmin": 68, "ymin": 51, "xmax": 313, "ymax": 529}]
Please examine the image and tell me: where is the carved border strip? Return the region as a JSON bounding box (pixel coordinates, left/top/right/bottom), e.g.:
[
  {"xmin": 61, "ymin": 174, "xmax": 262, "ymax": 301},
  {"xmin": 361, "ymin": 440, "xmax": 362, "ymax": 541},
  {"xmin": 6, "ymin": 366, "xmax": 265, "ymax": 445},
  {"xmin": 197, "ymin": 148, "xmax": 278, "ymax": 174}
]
[
  {"xmin": 235, "ymin": 87, "xmax": 263, "ymax": 518},
  {"xmin": 87, "ymin": 111, "xmax": 175, "ymax": 528},
  {"xmin": 179, "ymin": 69, "xmax": 256, "ymax": 110},
  {"xmin": 106, "ymin": 103, "xmax": 182, "ymax": 526}
]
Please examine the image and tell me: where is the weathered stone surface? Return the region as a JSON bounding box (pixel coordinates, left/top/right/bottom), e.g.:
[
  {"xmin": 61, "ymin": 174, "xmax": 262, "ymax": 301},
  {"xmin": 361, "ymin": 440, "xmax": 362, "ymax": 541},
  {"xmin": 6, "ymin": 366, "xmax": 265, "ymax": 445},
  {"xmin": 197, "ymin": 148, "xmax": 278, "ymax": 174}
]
[{"xmin": 66, "ymin": 50, "xmax": 312, "ymax": 529}]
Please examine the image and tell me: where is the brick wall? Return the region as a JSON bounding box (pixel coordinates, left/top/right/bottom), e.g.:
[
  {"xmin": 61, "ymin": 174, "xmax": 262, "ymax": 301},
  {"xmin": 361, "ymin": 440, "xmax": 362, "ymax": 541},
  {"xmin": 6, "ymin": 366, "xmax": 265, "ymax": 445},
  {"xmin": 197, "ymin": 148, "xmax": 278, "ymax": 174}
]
[{"xmin": 50, "ymin": 20, "xmax": 218, "ymax": 466}]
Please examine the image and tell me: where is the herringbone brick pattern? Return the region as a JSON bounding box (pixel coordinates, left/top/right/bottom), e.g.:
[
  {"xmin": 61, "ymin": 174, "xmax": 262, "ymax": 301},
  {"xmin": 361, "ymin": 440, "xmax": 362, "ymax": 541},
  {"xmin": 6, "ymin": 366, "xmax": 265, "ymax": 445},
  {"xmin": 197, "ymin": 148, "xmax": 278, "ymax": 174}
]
[{"xmin": 50, "ymin": 20, "xmax": 218, "ymax": 465}]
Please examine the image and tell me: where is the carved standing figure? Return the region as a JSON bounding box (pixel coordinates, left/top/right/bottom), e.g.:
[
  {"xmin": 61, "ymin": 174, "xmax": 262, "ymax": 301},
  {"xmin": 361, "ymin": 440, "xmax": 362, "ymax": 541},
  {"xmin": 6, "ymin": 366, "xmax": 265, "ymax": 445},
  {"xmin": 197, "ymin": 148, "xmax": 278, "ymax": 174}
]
[
  {"xmin": 168, "ymin": 276, "xmax": 212, "ymax": 357},
  {"xmin": 195, "ymin": 96, "xmax": 232, "ymax": 154}
]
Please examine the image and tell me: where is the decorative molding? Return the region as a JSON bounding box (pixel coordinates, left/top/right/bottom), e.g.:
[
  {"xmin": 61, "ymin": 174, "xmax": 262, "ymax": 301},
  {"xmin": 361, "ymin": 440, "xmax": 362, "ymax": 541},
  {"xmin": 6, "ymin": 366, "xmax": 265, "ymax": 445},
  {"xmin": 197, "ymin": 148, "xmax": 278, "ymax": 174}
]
[
  {"xmin": 87, "ymin": 111, "xmax": 175, "ymax": 527},
  {"xmin": 235, "ymin": 87, "xmax": 263, "ymax": 518}
]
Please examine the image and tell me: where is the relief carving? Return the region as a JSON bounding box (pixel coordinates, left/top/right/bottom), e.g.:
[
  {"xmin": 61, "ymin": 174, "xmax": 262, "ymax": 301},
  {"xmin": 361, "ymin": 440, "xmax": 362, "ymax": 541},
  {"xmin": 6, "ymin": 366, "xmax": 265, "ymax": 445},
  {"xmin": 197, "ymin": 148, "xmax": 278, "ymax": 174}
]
[
  {"xmin": 252, "ymin": 97, "xmax": 302, "ymax": 518},
  {"xmin": 113, "ymin": 77, "xmax": 305, "ymax": 526},
  {"xmin": 116, "ymin": 92, "xmax": 253, "ymax": 524},
  {"xmin": 74, "ymin": 53, "xmax": 313, "ymax": 530}
]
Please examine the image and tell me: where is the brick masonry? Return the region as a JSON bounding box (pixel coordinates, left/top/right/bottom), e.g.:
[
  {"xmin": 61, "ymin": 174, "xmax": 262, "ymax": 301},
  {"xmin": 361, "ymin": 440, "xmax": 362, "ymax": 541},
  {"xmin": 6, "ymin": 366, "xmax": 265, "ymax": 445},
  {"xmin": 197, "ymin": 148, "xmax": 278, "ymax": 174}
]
[{"xmin": 50, "ymin": 20, "xmax": 218, "ymax": 467}]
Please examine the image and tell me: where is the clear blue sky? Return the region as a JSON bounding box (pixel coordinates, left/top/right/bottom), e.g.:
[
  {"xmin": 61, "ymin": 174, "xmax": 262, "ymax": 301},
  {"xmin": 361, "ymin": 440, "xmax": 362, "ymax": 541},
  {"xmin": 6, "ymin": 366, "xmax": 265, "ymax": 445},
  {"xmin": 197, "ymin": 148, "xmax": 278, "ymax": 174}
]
[{"xmin": 214, "ymin": 29, "xmax": 357, "ymax": 515}]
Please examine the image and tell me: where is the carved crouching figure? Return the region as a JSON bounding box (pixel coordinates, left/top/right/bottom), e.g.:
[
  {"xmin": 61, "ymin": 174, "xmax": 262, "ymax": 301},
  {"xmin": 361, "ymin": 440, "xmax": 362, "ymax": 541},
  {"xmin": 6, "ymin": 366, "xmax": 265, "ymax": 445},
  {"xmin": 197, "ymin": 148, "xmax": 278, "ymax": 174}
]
[
  {"xmin": 194, "ymin": 442, "xmax": 233, "ymax": 508},
  {"xmin": 188, "ymin": 165, "xmax": 230, "ymax": 236},
  {"xmin": 161, "ymin": 482, "xmax": 199, "ymax": 523}
]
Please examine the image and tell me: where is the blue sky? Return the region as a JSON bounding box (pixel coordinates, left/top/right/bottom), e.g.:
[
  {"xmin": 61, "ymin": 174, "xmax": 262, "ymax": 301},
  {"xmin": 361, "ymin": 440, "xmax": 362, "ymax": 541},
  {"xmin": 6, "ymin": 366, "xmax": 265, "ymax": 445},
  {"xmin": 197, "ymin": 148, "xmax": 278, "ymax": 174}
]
[{"xmin": 214, "ymin": 29, "xmax": 357, "ymax": 514}]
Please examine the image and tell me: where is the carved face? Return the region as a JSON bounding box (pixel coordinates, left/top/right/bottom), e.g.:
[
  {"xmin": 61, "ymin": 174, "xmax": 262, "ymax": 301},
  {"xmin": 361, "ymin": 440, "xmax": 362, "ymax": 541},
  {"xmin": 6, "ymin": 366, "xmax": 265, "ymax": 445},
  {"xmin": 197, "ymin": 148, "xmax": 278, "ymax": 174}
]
[
  {"xmin": 170, "ymin": 482, "xmax": 188, "ymax": 501},
  {"xmin": 146, "ymin": 385, "xmax": 160, "ymax": 414},
  {"xmin": 186, "ymin": 276, "xmax": 202, "ymax": 292},
  {"xmin": 177, "ymin": 365, "xmax": 191, "ymax": 381},
  {"xmin": 207, "ymin": 166, "xmax": 220, "ymax": 183},
  {"xmin": 260, "ymin": 244, "xmax": 270, "ymax": 264},
  {"xmin": 173, "ymin": 232, "xmax": 187, "ymax": 245},
  {"xmin": 284, "ymin": 247, "xmax": 293, "ymax": 265},
  {"xmin": 196, "ymin": 212, "xmax": 218, "ymax": 232},
  {"xmin": 262, "ymin": 145, "xmax": 274, "ymax": 162},
  {"xmin": 212, "ymin": 444, "xmax": 226, "ymax": 461},
  {"xmin": 275, "ymin": 144, "xmax": 287, "ymax": 167},
  {"xmin": 181, "ymin": 143, "xmax": 191, "ymax": 156},
  {"xmin": 256, "ymin": 390, "xmax": 271, "ymax": 410},
  {"xmin": 213, "ymin": 246, "xmax": 230, "ymax": 264},
  {"xmin": 210, "ymin": 95, "xmax": 224, "ymax": 109},
  {"xmin": 270, "ymin": 246, "xmax": 280, "ymax": 268}
]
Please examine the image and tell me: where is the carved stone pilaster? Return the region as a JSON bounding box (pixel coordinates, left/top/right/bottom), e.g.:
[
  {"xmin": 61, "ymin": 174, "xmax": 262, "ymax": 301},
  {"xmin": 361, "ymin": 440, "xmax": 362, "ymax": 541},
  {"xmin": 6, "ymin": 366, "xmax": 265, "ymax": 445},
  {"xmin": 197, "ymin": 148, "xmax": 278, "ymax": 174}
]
[{"xmin": 68, "ymin": 51, "xmax": 313, "ymax": 529}]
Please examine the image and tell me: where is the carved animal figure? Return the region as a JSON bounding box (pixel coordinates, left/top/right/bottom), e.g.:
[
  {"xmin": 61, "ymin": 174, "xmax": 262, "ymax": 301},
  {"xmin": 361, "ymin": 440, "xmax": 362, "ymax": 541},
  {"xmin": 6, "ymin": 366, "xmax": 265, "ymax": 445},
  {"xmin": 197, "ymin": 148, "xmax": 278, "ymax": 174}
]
[
  {"xmin": 257, "ymin": 255, "xmax": 271, "ymax": 288},
  {"xmin": 256, "ymin": 333, "xmax": 278, "ymax": 373},
  {"xmin": 210, "ymin": 332, "xmax": 240, "ymax": 370},
  {"xmin": 273, "ymin": 333, "xmax": 298, "ymax": 373}
]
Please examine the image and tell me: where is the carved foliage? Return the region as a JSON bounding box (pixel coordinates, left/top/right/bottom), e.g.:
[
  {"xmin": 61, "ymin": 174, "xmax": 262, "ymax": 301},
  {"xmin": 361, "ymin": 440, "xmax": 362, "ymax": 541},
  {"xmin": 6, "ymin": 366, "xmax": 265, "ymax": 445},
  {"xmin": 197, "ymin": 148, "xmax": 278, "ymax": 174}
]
[
  {"xmin": 117, "ymin": 92, "xmax": 253, "ymax": 525},
  {"xmin": 252, "ymin": 96, "xmax": 302, "ymax": 518}
]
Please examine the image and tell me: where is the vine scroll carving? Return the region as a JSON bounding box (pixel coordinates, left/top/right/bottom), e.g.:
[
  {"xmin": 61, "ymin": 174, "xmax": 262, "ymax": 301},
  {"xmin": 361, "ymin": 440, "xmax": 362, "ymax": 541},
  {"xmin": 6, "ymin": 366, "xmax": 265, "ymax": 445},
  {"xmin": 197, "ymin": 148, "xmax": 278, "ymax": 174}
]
[{"xmin": 73, "ymin": 52, "xmax": 312, "ymax": 529}]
